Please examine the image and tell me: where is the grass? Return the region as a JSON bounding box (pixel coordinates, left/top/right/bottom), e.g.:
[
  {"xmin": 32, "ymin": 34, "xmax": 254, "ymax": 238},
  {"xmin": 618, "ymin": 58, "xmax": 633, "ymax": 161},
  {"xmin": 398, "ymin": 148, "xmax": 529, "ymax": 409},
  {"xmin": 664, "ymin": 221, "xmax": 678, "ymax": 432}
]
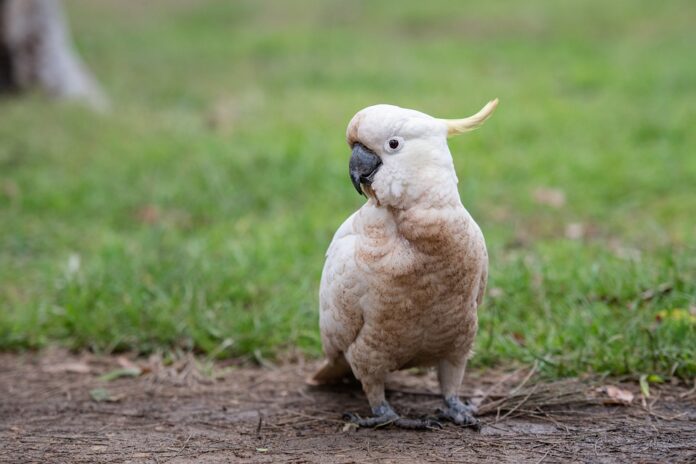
[{"xmin": 1, "ymin": 0, "xmax": 694, "ymax": 379}]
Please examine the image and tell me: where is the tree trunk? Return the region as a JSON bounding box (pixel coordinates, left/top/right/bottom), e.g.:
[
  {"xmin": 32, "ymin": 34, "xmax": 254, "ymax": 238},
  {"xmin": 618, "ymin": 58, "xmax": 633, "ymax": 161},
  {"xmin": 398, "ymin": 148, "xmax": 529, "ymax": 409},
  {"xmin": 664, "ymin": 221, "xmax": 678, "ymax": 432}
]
[{"xmin": 0, "ymin": 0, "xmax": 108, "ymax": 110}]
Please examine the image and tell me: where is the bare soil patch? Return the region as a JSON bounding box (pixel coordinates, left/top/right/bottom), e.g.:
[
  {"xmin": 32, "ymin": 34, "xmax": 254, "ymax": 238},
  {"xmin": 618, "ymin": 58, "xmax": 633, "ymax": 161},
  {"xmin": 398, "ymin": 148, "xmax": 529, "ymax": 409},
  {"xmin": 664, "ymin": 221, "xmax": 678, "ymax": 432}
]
[{"xmin": 1, "ymin": 350, "xmax": 694, "ymax": 463}]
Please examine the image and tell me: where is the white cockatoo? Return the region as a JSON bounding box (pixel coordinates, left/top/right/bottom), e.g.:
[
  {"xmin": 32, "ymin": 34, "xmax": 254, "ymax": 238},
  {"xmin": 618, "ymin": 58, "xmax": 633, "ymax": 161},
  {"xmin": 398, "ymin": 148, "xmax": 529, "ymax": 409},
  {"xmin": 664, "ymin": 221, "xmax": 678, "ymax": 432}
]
[{"xmin": 311, "ymin": 99, "xmax": 498, "ymax": 429}]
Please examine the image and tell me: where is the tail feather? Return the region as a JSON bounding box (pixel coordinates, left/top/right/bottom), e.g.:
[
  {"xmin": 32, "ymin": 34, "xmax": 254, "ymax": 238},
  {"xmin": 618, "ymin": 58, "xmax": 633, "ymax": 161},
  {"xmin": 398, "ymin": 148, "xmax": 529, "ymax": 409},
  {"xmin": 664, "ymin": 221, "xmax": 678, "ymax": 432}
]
[{"xmin": 306, "ymin": 356, "xmax": 353, "ymax": 386}]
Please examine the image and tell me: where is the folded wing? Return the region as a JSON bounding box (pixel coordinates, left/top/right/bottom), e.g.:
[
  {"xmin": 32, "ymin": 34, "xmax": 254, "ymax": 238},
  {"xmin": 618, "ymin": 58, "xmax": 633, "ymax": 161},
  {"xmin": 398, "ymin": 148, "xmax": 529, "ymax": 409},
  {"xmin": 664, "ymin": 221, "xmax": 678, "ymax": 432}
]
[{"xmin": 310, "ymin": 211, "xmax": 366, "ymax": 384}]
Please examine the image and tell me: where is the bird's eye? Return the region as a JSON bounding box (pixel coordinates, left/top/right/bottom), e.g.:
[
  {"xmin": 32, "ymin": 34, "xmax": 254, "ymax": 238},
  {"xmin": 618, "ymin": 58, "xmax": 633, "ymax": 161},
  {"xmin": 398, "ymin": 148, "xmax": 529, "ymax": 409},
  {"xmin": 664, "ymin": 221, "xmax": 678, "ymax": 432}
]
[{"xmin": 385, "ymin": 137, "xmax": 404, "ymax": 153}]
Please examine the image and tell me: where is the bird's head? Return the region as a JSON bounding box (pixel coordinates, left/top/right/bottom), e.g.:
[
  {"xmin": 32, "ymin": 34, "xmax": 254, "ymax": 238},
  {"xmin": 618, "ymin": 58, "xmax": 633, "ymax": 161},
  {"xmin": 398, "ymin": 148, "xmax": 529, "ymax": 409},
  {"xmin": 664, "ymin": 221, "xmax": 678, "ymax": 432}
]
[{"xmin": 346, "ymin": 99, "xmax": 498, "ymax": 208}]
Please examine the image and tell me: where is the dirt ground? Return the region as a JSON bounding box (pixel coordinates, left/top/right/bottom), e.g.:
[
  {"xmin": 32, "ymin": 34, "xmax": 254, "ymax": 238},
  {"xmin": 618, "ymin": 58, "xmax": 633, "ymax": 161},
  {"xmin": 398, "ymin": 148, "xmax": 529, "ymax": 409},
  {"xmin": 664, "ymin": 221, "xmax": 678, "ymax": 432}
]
[{"xmin": 1, "ymin": 350, "xmax": 694, "ymax": 463}]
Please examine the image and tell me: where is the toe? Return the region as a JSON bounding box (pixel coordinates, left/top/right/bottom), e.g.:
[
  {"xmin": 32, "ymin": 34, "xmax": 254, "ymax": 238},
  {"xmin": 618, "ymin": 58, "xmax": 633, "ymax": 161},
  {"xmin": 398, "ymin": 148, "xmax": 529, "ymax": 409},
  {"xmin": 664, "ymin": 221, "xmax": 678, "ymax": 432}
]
[
  {"xmin": 456, "ymin": 415, "xmax": 481, "ymax": 431},
  {"xmin": 394, "ymin": 417, "xmax": 442, "ymax": 430},
  {"xmin": 426, "ymin": 419, "xmax": 444, "ymax": 430},
  {"xmin": 436, "ymin": 408, "xmax": 481, "ymax": 431},
  {"xmin": 342, "ymin": 410, "xmax": 398, "ymax": 428}
]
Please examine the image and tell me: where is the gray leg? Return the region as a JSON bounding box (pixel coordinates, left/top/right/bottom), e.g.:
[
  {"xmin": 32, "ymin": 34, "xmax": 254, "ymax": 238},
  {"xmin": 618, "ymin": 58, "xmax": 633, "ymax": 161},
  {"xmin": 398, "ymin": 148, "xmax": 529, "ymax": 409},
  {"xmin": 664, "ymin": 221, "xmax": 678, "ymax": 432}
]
[{"xmin": 436, "ymin": 359, "xmax": 480, "ymax": 430}]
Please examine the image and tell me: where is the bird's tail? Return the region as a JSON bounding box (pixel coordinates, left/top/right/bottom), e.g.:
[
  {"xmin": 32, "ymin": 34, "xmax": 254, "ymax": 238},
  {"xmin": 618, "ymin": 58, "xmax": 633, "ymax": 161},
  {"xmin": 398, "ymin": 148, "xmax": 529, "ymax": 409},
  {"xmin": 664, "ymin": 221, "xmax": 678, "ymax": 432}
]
[{"xmin": 306, "ymin": 356, "xmax": 353, "ymax": 386}]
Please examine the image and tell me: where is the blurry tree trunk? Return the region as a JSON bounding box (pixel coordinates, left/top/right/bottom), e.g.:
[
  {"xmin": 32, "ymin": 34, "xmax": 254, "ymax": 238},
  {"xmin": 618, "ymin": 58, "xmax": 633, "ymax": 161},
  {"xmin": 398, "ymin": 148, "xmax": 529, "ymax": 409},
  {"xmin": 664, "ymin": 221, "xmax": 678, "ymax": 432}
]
[{"xmin": 0, "ymin": 0, "xmax": 108, "ymax": 110}]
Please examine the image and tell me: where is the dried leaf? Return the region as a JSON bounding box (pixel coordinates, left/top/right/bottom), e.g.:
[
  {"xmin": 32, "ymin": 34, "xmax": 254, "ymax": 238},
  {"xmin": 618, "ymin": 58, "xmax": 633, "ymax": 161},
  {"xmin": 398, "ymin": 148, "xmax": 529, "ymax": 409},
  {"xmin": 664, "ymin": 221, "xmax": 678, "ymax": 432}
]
[
  {"xmin": 601, "ymin": 385, "xmax": 634, "ymax": 405},
  {"xmin": 99, "ymin": 367, "xmax": 142, "ymax": 382},
  {"xmin": 116, "ymin": 356, "xmax": 150, "ymax": 373},
  {"xmin": 43, "ymin": 362, "xmax": 91, "ymax": 374}
]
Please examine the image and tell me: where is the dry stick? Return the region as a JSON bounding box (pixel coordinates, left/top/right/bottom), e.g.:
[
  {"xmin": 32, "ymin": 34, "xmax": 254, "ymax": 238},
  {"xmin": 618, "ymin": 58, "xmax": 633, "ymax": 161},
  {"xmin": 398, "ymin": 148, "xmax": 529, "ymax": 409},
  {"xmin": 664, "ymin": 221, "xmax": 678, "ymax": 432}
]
[
  {"xmin": 479, "ymin": 362, "xmax": 538, "ymax": 414},
  {"xmin": 528, "ymin": 413, "xmax": 570, "ymax": 433},
  {"xmin": 284, "ymin": 409, "xmax": 346, "ymax": 425},
  {"xmin": 642, "ymin": 410, "xmax": 688, "ymax": 421},
  {"xmin": 510, "ymin": 362, "xmax": 539, "ymax": 396},
  {"xmin": 496, "ymin": 384, "xmax": 540, "ymax": 423},
  {"xmin": 173, "ymin": 433, "xmax": 193, "ymax": 459},
  {"xmin": 274, "ymin": 418, "xmax": 323, "ymax": 428},
  {"xmin": 256, "ymin": 411, "xmax": 263, "ymax": 436},
  {"xmin": 678, "ymin": 380, "xmax": 696, "ymax": 399},
  {"xmin": 481, "ymin": 421, "xmax": 508, "ymax": 432},
  {"xmin": 535, "ymin": 445, "xmax": 557, "ymax": 464},
  {"xmin": 475, "ymin": 366, "xmax": 527, "ymax": 402}
]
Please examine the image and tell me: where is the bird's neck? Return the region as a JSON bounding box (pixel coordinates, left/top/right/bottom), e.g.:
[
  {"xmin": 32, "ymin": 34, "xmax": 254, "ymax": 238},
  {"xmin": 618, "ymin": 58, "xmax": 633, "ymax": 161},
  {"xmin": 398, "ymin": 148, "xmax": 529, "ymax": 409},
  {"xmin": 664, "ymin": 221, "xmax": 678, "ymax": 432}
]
[{"xmin": 387, "ymin": 198, "xmax": 474, "ymax": 255}]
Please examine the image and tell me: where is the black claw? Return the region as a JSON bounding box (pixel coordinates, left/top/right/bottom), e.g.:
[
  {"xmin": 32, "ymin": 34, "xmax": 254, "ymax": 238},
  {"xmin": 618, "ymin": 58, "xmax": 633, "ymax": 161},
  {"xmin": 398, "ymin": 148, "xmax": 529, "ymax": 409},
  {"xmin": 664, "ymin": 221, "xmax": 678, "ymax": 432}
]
[{"xmin": 428, "ymin": 419, "xmax": 444, "ymax": 430}]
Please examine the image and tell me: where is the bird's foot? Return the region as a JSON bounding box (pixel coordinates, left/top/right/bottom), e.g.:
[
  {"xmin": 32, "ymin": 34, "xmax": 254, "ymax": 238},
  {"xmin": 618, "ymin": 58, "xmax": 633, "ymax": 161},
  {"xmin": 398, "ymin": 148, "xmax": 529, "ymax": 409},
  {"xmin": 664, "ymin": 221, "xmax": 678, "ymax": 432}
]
[
  {"xmin": 343, "ymin": 402, "xmax": 442, "ymax": 430},
  {"xmin": 436, "ymin": 397, "xmax": 481, "ymax": 431}
]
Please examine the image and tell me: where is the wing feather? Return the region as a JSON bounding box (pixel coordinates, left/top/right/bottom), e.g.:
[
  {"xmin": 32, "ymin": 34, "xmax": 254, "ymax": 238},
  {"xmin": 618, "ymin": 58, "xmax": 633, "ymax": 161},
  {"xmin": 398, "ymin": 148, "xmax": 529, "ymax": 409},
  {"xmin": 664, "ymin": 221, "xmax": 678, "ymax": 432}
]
[{"xmin": 311, "ymin": 210, "xmax": 366, "ymax": 384}]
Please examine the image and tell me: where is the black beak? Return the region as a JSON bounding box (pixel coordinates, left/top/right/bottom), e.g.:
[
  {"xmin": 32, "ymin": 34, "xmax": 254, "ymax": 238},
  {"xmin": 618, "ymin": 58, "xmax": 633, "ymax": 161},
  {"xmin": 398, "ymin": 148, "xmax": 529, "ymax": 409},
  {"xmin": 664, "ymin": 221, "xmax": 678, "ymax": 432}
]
[{"xmin": 349, "ymin": 142, "xmax": 382, "ymax": 196}]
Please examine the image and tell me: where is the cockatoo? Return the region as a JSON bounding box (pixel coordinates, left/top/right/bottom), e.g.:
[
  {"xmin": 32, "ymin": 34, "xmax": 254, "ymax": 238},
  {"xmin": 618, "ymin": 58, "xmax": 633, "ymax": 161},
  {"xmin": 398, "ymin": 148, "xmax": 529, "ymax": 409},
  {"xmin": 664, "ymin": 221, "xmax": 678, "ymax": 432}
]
[{"xmin": 311, "ymin": 99, "xmax": 498, "ymax": 429}]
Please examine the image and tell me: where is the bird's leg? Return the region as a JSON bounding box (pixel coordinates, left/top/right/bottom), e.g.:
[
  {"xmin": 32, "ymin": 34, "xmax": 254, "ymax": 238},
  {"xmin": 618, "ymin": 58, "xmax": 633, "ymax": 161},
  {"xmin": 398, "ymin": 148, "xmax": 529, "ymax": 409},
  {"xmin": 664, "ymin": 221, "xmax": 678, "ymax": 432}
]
[
  {"xmin": 343, "ymin": 375, "xmax": 441, "ymax": 430},
  {"xmin": 343, "ymin": 375, "xmax": 396, "ymax": 427},
  {"xmin": 436, "ymin": 359, "xmax": 480, "ymax": 430}
]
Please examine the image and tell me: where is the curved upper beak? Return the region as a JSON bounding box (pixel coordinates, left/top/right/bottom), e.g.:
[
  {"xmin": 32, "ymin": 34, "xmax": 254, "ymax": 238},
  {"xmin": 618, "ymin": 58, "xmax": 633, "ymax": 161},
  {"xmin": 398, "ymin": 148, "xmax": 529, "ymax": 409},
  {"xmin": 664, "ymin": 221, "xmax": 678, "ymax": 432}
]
[{"xmin": 349, "ymin": 142, "xmax": 382, "ymax": 196}]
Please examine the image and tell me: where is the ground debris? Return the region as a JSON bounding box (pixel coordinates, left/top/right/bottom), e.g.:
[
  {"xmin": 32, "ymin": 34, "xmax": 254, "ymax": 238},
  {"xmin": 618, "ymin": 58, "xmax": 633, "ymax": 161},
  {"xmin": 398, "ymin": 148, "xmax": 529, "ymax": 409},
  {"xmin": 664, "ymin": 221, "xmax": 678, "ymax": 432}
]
[
  {"xmin": 598, "ymin": 385, "xmax": 635, "ymax": 405},
  {"xmin": 1, "ymin": 351, "xmax": 694, "ymax": 463}
]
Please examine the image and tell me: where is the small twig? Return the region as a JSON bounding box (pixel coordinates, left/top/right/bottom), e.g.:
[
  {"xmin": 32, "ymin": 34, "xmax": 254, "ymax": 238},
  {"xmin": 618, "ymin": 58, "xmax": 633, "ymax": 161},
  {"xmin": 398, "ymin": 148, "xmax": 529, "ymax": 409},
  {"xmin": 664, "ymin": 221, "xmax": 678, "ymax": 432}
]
[
  {"xmin": 173, "ymin": 433, "xmax": 192, "ymax": 459},
  {"xmin": 284, "ymin": 409, "xmax": 346, "ymax": 425},
  {"xmin": 641, "ymin": 409, "xmax": 688, "ymax": 421},
  {"xmin": 479, "ymin": 362, "xmax": 538, "ymax": 414},
  {"xmin": 528, "ymin": 413, "xmax": 570, "ymax": 432},
  {"xmin": 496, "ymin": 384, "xmax": 539, "ymax": 423},
  {"xmin": 510, "ymin": 362, "xmax": 539, "ymax": 396},
  {"xmin": 535, "ymin": 445, "xmax": 556, "ymax": 463},
  {"xmin": 480, "ymin": 421, "xmax": 508, "ymax": 432},
  {"xmin": 254, "ymin": 412, "xmax": 263, "ymax": 437},
  {"xmin": 678, "ymin": 380, "xmax": 696, "ymax": 399},
  {"xmin": 180, "ymin": 434, "xmax": 193, "ymax": 452}
]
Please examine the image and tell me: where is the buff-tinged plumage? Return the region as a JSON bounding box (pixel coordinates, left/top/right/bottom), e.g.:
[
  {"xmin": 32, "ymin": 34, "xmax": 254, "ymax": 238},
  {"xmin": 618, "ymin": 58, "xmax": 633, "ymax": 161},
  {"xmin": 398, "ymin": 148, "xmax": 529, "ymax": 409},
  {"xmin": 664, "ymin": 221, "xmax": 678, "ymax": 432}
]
[{"xmin": 313, "ymin": 101, "xmax": 497, "ymax": 428}]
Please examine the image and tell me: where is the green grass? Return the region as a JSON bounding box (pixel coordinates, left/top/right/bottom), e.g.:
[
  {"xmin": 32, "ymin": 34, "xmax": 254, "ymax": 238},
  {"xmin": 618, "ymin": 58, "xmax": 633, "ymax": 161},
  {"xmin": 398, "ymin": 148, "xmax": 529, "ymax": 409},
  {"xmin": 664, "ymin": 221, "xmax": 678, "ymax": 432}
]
[{"xmin": 1, "ymin": 0, "xmax": 694, "ymax": 379}]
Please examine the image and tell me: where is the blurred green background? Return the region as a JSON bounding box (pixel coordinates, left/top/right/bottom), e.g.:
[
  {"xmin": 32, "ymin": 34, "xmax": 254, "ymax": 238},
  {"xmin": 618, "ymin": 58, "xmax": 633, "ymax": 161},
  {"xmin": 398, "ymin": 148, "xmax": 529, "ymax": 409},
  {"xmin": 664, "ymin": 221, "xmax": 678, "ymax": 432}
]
[{"xmin": 1, "ymin": 0, "xmax": 694, "ymax": 378}]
